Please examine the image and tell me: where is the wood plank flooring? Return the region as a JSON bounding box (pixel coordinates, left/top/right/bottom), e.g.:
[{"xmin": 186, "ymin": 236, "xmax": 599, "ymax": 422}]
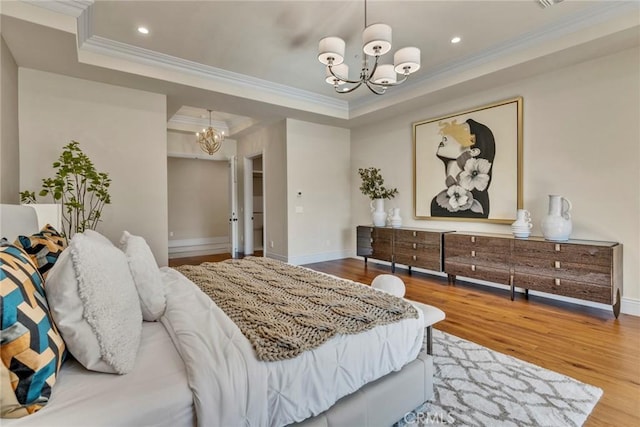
[{"xmin": 168, "ymin": 254, "xmax": 640, "ymax": 426}]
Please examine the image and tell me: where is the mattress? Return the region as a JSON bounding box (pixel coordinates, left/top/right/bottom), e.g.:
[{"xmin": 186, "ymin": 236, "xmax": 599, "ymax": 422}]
[{"xmin": 2, "ymin": 322, "xmax": 194, "ymax": 427}]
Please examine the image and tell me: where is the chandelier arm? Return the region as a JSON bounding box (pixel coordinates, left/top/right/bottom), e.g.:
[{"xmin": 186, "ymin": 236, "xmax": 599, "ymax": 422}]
[
  {"xmin": 367, "ymin": 74, "xmax": 410, "ymax": 88},
  {"xmin": 365, "ymin": 55, "xmax": 381, "ymax": 83},
  {"xmin": 334, "ymin": 81, "xmax": 364, "ymax": 94},
  {"xmin": 328, "ymin": 64, "xmax": 364, "ymax": 85},
  {"xmin": 364, "ymin": 81, "xmax": 386, "ymax": 95}
]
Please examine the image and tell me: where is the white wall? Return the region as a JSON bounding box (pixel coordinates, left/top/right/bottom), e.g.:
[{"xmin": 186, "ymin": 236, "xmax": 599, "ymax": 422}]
[
  {"xmin": 19, "ymin": 69, "xmax": 169, "ymax": 265},
  {"xmin": 236, "ymin": 120, "xmax": 288, "ymax": 260},
  {"xmin": 351, "ymin": 47, "xmax": 640, "ymax": 311},
  {"xmin": 286, "ymin": 119, "xmax": 351, "ymax": 265},
  {"xmin": 167, "ymin": 156, "xmax": 229, "ymax": 239},
  {"xmin": 1, "ymin": 36, "xmax": 19, "ymax": 204}
]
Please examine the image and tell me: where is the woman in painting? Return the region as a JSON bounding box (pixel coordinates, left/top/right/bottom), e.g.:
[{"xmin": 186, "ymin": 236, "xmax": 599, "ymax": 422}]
[{"xmin": 430, "ymin": 118, "xmax": 496, "ymax": 218}]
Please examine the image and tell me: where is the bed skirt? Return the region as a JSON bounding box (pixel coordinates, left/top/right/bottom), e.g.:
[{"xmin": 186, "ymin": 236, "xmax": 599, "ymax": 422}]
[{"xmin": 291, "ymin": 347, "xmax": 434, "ymax": 427}]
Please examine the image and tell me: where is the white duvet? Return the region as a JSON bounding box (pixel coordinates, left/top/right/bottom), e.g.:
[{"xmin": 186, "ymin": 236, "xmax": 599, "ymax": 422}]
[{"xmin": 159, "ymin": 266, "xmax": 426, "ymax": 427}]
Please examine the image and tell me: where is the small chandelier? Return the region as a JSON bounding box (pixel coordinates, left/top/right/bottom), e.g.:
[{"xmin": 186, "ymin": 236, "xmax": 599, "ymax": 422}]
[
  {"xmin": 318, "ymin": 0, "xmax": 421, "ymax": 95},
  {"xmin": 196, "ymin": 109, "xmax": 225, "ymax": 155}
]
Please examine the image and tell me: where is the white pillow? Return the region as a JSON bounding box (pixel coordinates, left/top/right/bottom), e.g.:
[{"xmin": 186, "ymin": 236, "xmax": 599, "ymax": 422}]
[
  {"xmin": 119, "ymin": 231, "xmax": 166, "ymax": 321},
  {"xmin": 45, "ymin": 232, "xmax": 142, "ymax": 374}
]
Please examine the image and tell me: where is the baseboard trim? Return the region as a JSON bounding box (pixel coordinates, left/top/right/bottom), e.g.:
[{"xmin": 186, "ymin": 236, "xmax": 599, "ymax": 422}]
[
  {"xmin": 168, "ymin": 236, "xmax": 229, "ymax": 259},
  {"xmin": 621, "ymin": 297, "xmax": 640, "ymax": 317},
  {"xmin": 287, "ymin": 250, "xmax": 353, "ymax": 266}
]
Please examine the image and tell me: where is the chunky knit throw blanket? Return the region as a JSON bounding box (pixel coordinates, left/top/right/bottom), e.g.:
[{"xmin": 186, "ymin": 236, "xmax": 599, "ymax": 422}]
[{"xmin": 175, "ymin": 257, "xmax": 418, "ymax": 361}]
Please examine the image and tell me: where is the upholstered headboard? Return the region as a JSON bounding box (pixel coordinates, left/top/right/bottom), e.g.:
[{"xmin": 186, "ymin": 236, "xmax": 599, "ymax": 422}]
[{"xmin": 0, "ymin": 204, "xmax": 39, "ymax": 240}]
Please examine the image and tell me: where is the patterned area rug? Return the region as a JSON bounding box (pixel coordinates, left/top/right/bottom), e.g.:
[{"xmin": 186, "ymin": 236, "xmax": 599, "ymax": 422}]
[{"xmin": 397, "ymin": 330, "xmax": 603, "ymax": 426}]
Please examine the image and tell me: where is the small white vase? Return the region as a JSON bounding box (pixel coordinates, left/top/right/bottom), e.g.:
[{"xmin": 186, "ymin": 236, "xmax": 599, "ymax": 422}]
[
  {"xmin": 370, "ymin": 199, "xmax": 387, "ymax": 227},
  {"xmin": 389, "ymin": 207, "xmax": 402, "ymax": 228},
  {"xmin": 541, "ymin": 195, "xmax": 572, "ymax": 241}
]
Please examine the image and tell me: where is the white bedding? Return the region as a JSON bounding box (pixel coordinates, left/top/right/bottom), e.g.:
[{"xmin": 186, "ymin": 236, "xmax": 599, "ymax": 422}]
[
  {"xmin": 3, "ymin": 265, "xmax": 425, "ymax": 427},
  {"xmin": 160, "ymin": 266, "xmax": 426, "ymax": 426},
  {"xmin": 2, "ymin": 322, "xmax": 194, "ymax": 427}
]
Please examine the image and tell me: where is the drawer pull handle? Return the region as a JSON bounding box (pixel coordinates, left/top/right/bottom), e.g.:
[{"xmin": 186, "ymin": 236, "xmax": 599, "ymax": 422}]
[
  {"xmin": 471, "ymin": 265, "xmax": 476, "ymax": 272},
  {"xmin": 471, "ymin": 250, "xmax": 476, "ymax": 257},
  {"xmin": 555, "ymin": 278, "xmax": 561, "ymax": 286},
  {"xmin": 471, "ymin": 236, "xmax": 476, "ymax": 243},
  {"xmin": 555, "ymin": 244, "xmax": 561, "ymax": 252},
  {"xmin": 413, "ymin": 243, "xmax": 417, "ymax": 249},
  {"xmin": 413, "ymin": 231, "xmax": 417, "ymax": 237},
  {"xmin": 412, "ymin": 255, "xmax": 417, "ymax": 261},
  {"xmin": 370, "ymin": 238, "xmax": 373, "ymax": 243},
  {"xmin": 555, "ymin": 261, "xmax": 561, "ymax": 269}
]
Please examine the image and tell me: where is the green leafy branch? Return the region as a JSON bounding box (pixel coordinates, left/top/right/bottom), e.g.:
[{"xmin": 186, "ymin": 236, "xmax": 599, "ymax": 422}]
[
  {"xmin": 358, "ymin": 167, "xmax": 398, "ymax": 200},
  {"xmin": 20, "ymin": 141, "xmax": 111, "ymax": 238}
]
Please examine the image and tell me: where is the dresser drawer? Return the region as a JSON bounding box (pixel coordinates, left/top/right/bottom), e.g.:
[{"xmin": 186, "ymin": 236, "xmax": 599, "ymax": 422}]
[
  {"xmin": 513, "ymin": 273, "xmax": 612, "ymax": 304},
  {"xmin": 445, "ymin": 246, "xmax": 510, "ymax": 266},
  {"xmin": 513, "ymin": 240, "xmax": 612, "ymax": 266},
  {"xmin": 445, "ymin": 261, "xmax": 511, "ymax": 285},
  {"xmin": 394, "ymin": 229, "xmax": 440, "ymax": 245},
  {"xmin": 446, "ymin": 234, "xmax": 511, "ymax": 251},
  {"xmin": 512, "ymin": 256, "xmax": 611, "ymax": 286},
  {"xmin": 395, "ymin": 252, "xmax": 441, "ymax": 271},
  {"xmin": 356, "ymin": 226, "xmax": 373, "ymax": 238}
]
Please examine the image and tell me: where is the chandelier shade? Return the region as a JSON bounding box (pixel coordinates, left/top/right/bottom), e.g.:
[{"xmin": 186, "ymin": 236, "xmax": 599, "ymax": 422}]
[
  {"xmin": 317, "ymin": 0, "xmax": 420, "ymax": 95},
  {"xmin": 195, "ymin": 110, "xmax": 224, "ymax": 155}
]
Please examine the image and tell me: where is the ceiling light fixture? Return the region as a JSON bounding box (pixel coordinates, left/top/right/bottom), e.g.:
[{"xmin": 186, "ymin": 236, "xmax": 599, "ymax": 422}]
[
  {"xmin": 195, "ymin": 110, "xmax": 224, "ymax": 155},
  {"xmin": 451, "ymin": 36, "xmax": 461, "ymax": 44},
  {"xmin": 318, "ymin": 0, "xmax": 421, "ymax": 95},
  {"xmin": 137, "ymin": 26, "xmax": 149, "ymax": 35}
]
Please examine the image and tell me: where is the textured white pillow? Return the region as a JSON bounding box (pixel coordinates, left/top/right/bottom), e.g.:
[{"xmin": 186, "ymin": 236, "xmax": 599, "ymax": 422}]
[
  {"xmin": 119, "ymin": 231, "xmax": 166, "ymax": 321},
  {"xmin": 45, "ymin": 232, "xmax": 142, "ymax": 374}
]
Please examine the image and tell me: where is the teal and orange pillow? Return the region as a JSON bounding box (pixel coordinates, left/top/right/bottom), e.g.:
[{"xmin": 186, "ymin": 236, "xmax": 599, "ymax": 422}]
[
  {"xmin": 14, "ymin": 225, "xmax": 67, "ymax": 280},
  {"xmin": 0, "ymin": 242, "xmax": 66, "ymax": 418}
]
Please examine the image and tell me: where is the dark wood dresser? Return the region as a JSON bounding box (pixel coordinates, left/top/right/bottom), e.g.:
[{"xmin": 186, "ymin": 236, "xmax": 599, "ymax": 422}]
[
  {"xmin": 356, "ymin": 226, "xmax": 450, "ymax": 273},
  {"xmin": 444, "ymin": 232, "xmax": 623, "ymax": 318}
]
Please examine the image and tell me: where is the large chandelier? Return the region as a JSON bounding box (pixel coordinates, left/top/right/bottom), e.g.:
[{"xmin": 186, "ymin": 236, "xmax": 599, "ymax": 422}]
[
  {"xmin": 196, "ymin": 110, "xmax": 225, "ymax": 155},
  {"xmin": 318, "ymin": 0, "xmax": 421, "ymax": 95}
]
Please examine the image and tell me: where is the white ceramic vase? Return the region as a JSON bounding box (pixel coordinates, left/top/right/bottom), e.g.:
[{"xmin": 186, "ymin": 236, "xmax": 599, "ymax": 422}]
[
  {"xmin": 388, "ymin": 208, "xmax": 402, "ymax": 228},
  {"xmin": 541, "ymin": 195, "xmax": 572, "ymax": 241},
  {"xmin": 370, "ymin": 199, "xmax": 387, "ymax": 227}
]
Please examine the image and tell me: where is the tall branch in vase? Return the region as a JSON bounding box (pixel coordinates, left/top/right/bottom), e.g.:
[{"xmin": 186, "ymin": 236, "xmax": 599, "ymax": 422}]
[{"xmin": 20, "ymin": 141, "xmax": 112, "ymax": 238}]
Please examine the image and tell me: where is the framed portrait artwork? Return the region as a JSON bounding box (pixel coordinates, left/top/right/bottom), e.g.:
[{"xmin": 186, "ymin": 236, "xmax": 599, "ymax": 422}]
[{"xmin": 413, "ymin": 97, "xmax": 523, "ymax": 223}]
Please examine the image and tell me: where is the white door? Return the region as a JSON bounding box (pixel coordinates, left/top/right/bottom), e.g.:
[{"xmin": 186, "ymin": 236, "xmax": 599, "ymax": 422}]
[
  {"xmin": 243, "ymin": 157, "xmax": 254, "ymax": 255},
  {"xmin": 228, "ymin": 156, "xmax": 239, "ymax": 257}
]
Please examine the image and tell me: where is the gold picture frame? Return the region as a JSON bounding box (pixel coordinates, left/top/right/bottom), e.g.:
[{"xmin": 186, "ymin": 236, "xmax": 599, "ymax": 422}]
[{"xmin": 413, "ymin": 97, "xmax": 523, "ymax": 224}]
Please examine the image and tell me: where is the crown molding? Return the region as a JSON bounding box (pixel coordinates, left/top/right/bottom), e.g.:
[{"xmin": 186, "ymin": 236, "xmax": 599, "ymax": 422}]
[
  {"xmin": 169, "ymin": 114, "xmax": 230, "ymax": 134},
  {"xmin": 23, "ymin": 0, "xmax": 93, "ymax": 18}
]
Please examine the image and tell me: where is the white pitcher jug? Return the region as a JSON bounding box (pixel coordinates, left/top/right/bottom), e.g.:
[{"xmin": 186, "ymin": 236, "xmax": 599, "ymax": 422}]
[
  {"xmin": 513, "ymin": 209, "xmax": 532, "ymax": 227},
  {"xmin": 370, "ymin": 199, "xmax": 387, "ymax": 227},
  {"xmin": 541, "ymin": 195, "xmax": 572, "ymax": 241}
]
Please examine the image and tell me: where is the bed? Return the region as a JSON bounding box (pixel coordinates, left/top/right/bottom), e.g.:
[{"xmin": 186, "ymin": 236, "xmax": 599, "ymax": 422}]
[{"xmin": 0, "ymin": 204, "xmax": 444, "ymax": 426}]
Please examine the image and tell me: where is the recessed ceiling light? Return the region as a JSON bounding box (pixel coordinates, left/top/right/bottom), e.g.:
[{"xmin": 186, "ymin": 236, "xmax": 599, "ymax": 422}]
[
  {"xmin": 137, "ymin": 26, "xmax": 149, "ymax": 35},
  {"xmin": 451, "ymin": 36, "xmax": 461, "ymax": 44}
]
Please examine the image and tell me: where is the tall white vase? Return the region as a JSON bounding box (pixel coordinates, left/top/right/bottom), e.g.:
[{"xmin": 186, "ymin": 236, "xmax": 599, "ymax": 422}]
[
  {"xmin": 370, "ymin": 199, "xmax": 387, "ymax": 227},
  {"xmin": 541, "ymin": 195, "xmax": 572, "ymax": 241}
]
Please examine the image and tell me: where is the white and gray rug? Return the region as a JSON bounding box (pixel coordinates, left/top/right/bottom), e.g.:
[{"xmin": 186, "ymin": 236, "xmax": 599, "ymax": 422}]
[{"xmin": 397, "ymin": 330, "xmax": 603, "ymax": 426}]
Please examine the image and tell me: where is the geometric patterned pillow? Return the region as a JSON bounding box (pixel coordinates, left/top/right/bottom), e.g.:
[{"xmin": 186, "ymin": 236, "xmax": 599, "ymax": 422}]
[
  {"xmin": 14, "ymin": 224, "xmax": 67, "ymax": 280},
  {"xmin": 0, "ymin": 243, "xmax": 66, "ymax": 418}
]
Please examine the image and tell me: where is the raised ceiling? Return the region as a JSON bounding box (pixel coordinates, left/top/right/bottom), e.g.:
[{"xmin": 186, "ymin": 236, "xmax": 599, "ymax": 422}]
[{"xmin": 2, "ymin": 0, "xmax": 639, "ymax": 135}]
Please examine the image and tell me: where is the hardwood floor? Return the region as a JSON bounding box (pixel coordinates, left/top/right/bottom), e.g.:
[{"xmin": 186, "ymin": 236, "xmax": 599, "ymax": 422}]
[
  {"xmin": 168, "ymin": 251, "xmax": 263, "ymax": 267},
  {"xmin": 168, "ymin": 254, "xmax": 640, "ymax": 426}
]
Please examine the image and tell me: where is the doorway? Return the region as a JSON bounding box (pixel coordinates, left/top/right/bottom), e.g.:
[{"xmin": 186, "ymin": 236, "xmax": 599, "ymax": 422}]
[{"xmin": 243, "ymin": 153, "xmax": 265, "ymax": 256}]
